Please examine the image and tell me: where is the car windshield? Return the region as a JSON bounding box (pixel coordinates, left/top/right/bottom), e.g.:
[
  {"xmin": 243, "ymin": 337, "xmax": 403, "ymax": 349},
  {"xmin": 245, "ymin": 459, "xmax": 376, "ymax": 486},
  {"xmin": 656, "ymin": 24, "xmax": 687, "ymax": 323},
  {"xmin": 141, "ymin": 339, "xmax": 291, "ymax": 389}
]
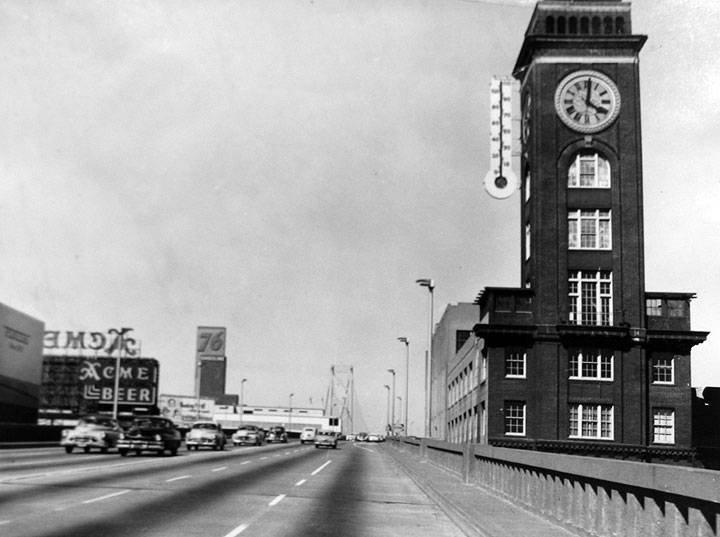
[
  {"xmin": 135, "ymin": 418, "xmax": 166, "ymax": 428},
  {"xmin": 193, "ymin": 423, "xmax": 217, "ymax": 429},
  {"xmin": 80, "ymin": 417, "xmax": 115, "ymax": 427}
]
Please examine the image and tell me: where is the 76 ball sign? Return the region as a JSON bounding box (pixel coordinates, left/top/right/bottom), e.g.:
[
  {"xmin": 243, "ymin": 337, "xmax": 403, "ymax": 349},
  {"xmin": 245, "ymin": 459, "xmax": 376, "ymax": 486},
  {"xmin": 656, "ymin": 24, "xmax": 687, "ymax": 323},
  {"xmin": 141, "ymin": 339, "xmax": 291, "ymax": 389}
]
[{"xmin": 196, "ymin": 326, "xmax": 226, "ymax": 360}]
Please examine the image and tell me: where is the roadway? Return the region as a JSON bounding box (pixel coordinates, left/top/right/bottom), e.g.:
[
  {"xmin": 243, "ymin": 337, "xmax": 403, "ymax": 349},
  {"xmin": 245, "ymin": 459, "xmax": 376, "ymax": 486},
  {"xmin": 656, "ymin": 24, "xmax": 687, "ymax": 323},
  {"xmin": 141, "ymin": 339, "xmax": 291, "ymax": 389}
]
[{"xmin": 0, "ymin": 440, "xmax": 467, "ymax": 537}]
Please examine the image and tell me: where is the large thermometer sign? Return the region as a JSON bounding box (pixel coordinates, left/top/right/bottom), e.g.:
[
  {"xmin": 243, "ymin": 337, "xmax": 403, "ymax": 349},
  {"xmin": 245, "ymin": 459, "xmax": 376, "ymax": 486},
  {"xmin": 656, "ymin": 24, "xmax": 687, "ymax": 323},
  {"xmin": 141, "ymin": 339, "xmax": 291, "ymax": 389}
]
[{"xmin": 484, "ymin": 77, "xmax": 517, "ymax": 199}]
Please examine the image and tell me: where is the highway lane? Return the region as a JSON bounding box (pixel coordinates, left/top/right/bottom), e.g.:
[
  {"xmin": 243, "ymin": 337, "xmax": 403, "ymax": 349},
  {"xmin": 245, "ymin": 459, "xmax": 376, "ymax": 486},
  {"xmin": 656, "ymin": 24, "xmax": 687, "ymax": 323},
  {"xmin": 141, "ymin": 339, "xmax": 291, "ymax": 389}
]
[{"xmin": 1, "ymin": 441, "xmax": 467, "ymax": 537}]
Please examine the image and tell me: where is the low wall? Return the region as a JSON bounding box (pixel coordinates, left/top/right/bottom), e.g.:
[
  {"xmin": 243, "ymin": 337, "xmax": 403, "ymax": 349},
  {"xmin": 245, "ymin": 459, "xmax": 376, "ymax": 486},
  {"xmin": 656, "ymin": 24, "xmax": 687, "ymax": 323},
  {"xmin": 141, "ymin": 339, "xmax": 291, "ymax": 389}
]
[{"xmin": 394, "ymin": 438, "xmax": 720, "ymax": 537}]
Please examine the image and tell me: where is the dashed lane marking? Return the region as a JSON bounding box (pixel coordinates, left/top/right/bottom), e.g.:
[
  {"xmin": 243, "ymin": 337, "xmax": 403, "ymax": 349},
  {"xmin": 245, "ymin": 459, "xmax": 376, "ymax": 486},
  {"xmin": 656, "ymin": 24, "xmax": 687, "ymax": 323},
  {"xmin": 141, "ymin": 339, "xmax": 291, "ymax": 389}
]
[
  {"xmin": 82, "ymin": 490, "xmax": 131, "ymax": 504},
  {"xmin": 311, "ymin": 460, "xmax": 332, "ymax": 475},
  {"xmin": 212, "ymin": 466, "xmax": 228, "ymax": 472},
  {"xmin": 166, "ymin": 475, "xmax": 191, "ymax": 482},
  {"xmin": 269, "ymin": 494, "xmax": 286, "ymax": 506},
  {"xmin": 223, "ymin": 523, "xmax": 249, "ymax": 537},
  {"xmin": 295, "ymin": 479, "xmax": 306, "ymax": 486},
  {"xmin": 240, "ymin": 460, "xmax": 251, "ymax": 465}
]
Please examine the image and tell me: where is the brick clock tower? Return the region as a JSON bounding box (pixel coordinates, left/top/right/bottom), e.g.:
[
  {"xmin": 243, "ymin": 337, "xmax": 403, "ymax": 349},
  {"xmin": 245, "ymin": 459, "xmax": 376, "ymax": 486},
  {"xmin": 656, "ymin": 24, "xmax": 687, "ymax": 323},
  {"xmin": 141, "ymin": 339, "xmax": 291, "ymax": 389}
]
[{"xmin": 473, "ymin": 0, "xmax": 708, "ymax": 459}]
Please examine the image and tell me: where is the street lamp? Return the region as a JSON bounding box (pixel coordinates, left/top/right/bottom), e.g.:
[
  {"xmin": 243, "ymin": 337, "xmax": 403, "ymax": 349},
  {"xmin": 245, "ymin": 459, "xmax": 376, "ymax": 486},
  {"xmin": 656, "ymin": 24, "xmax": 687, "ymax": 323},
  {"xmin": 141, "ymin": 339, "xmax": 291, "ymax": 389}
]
[
  {"xmin": 387, "ymin": 368, "xmax": 396, "ymax": 435},
  {"xmin": 397, "ymin": 337, "xmax": 409, "ymax": 436},
  {"xmin": 240, "ymin": 378, "xmax": 247, "ymax": 425},
  {"xmin": 384, "ymin": 384, "xmax": 391, "ymax": 433},
  {"xmin": 289, "ymin": 393, "xmax": 294, "ymax": 431},
  {"xmin": 396, "ymin": 396, "xmax": 402, "ymax": 432},
  {"xmin": 416, "ymin": 278, "xmax": 435, "ymax": 438}
]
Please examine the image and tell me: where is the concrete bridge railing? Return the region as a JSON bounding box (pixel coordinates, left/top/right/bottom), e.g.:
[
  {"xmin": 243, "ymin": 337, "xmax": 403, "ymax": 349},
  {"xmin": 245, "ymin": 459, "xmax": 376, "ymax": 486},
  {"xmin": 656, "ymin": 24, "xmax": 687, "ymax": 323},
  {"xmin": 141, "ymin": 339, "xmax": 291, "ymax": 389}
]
[{"xmin": 392, "ymin": 437, "xmax": 720, "ymax": 537}]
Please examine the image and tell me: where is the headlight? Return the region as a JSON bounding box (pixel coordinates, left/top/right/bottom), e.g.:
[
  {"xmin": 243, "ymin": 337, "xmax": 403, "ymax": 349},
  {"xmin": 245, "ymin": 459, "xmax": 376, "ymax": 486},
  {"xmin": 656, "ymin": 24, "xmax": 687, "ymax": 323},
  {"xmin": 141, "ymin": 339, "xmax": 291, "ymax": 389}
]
[
  {"xmin": 155, "ymin": 434, "xmax": 162, "ymax": 441},
  {"xmin": 119, "ymin": 432, "xmax": 125, "ymax": 440}
]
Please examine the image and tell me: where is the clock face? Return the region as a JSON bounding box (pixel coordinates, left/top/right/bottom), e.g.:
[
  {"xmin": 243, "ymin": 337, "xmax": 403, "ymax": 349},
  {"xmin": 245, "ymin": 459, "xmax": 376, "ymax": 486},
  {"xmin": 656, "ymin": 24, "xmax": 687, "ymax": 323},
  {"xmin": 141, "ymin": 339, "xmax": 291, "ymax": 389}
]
[{"xmin": 554, "ymin": 70, "xmax": 620, "ymax": 133}]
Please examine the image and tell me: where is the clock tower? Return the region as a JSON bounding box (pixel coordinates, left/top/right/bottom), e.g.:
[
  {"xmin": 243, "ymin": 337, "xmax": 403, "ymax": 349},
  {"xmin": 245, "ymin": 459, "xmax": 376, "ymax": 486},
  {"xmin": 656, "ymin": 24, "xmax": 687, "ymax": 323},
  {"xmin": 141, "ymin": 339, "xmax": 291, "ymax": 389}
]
[{"xmin": 473, "ymin": 0, "xmax": 708, "ymax": 459}]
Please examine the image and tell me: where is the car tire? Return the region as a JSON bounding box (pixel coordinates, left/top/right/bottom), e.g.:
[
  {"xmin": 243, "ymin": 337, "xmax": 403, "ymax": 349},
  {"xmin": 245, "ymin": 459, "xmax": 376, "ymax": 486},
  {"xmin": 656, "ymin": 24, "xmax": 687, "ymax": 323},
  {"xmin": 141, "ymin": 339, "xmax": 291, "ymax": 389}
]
[
  {"xmin": 101, "ymin": 447, "xmax": 108, "ymax": 454},
  {"xmin": 64, "ymin": 445, "xmax": 74, "ymax": 454},
  {"xmin": 187, "ymin": 445, "xmax": 192, "ymax": 451},
  {"xmin": 119, "ymin": 449, "xmax": 128, "ymax": 457},
  {"xmin": 83, "ymin": 446, "xmax": 91, "ymax": 453}
]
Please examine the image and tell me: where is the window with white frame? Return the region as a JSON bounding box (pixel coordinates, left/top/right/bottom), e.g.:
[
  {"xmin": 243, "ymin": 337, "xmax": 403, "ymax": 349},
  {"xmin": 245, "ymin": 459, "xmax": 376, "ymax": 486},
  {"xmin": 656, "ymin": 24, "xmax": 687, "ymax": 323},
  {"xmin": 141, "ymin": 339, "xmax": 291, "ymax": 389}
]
[
  {"xmin": 652, "ymin": 356, "xmax": 674, "ymax": 384},
  {"xmin": 568, "ymin": 210, "xmax": 611, "ymax": 249},
  {"xmin": 569, "ymin": 270, "xmax": 613, "ymax": 325},
  {"xmin": 505, "ymin": 351, "xmax": 527, "ymax": 378},
  {"xmin": 653, "ymin": 408, "xmax": 675, "ymax": 444},
  {"xmin": 524, "ymin": 171, "xmax": 531, "ymax": 202},
  {"xmin": 646, "ymin": 298, "xmax": 662, "ymax": 316},
  {"xmin": 569, "ymin": 403, "xmax": 613, "ymax": 439},
  {"xmin": 504, "ymin": 401, "xmax": 526, "ymax": 436},
  {"xmin": 568, "ymin": 152, "xmax": 610, "ymax": 188},
  {"xmin": 525, "ymin": 223, "xmax": 531, "ymax": 259},
  {"xmin": 569, "ymin": 350, "xmax": 613, "ymax": 380}
]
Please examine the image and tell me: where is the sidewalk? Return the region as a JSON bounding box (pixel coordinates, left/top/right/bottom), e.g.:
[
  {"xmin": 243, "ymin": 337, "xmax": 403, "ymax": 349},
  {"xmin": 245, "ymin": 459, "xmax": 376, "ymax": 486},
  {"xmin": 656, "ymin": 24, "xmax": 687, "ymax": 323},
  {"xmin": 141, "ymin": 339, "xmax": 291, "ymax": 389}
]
[{"xmin": 385, "ymin": 444, "xmax": 581, "ymax": 537}]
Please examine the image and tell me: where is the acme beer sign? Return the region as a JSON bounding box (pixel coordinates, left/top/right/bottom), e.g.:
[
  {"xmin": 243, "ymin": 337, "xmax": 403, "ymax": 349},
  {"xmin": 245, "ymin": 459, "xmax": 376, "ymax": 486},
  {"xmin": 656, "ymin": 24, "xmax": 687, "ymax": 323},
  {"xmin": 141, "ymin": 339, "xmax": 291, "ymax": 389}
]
[{"xmin": 79, "ymin": 357, "xmax": 158, "ymax": 405}]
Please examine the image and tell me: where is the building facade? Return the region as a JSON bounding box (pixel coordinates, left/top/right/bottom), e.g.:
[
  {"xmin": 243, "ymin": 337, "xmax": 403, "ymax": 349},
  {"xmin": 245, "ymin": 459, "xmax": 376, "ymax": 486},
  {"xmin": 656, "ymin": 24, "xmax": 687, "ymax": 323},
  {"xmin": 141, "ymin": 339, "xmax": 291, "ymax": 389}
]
[{"xmin": 470, "ymin": 0, "xmax": 708, "ymax": 461}]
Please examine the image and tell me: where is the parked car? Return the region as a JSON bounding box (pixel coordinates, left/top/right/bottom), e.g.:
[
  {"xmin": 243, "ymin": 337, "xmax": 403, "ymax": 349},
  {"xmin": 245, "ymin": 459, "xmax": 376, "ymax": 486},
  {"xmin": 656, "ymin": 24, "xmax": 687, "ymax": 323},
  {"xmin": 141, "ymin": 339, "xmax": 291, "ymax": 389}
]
[
  {"xmin": 355, "ymin": 432, "xmax": 369, "ymax": 442},
  {"xmin": 117, "ymin": 416, "xmax": 182, "ymax": 456},
  {"xmin": 232, "ymin": 425, "xmax": 265, "ymax": 446},
  {"xmin": 185, "ymin": 421, "xmax": 226, "ymax": 451},
  {"xmin": 367, "ymin": 433, "xmax": 383, "ymax": 442},
  {"xmin": 314, "ymin": 430, "xmax": 338, "ymax": 449},
  {"xmin": 300, "ymin": 427, "xmax": 317, "ymax": 444},
  {"xmin": 60, "ymin": 415, "xmax": 122, "ymax": 454},
  {"xmin": 266, "ymin": 426, "xmax": 288, "ymax": 443}
]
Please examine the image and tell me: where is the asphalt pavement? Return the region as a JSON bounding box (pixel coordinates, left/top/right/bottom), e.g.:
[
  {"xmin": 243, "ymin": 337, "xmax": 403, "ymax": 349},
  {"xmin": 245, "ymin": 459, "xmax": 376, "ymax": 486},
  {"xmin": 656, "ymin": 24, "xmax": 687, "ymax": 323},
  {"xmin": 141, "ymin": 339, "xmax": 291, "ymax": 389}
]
[{"xmin": 385, "ymin": 443, "xmax": 581, "ymax": 537}]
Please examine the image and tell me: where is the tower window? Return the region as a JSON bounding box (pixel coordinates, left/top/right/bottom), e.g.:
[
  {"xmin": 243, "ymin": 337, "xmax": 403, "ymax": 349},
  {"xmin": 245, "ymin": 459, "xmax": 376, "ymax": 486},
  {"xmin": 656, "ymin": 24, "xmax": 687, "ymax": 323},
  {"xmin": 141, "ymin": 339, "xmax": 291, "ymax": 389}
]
[
  {"xmin": 569, "ymin": 350, "xmax": 613, "ymax": 380},
  {"xmin": 504, "ymin": 401, "xmax": 526, "ymax": 436},
  {"xmin": 569, "ymin": 270, "xmax": 613, "ymax": 326},
  {"xmin": 569, "ymin": 17, "xmax": 577, "ymax": 34},
  {"xmin": 652, "ymin": 356, "xmax": 675, "ymax": 384},
  {"xmin": 580, "ymin": 17, "xmax": 589, "ymax": 34},
  {"xmin": 568, "ymin": 153, "xmax": 610, "ymax": 188},
  {"xmin": 546, "ymin": 16, "xmax": 555, "ymax": 34},
  {"xmin": 615, "ymin": 17, "xmax": 625, "ymax": 34},
  {"xmin": 568, "ymin": 209, "xmax": 611, "ymax": 249},
  {"xmin": 557, "ymin": 16, "xmax": 566, "ymax": 34},
  {"xmin": 603, "ymin": 16, "xmax": 613, "ymax": 34},
  {"xmin": 505, "ymin": 351, "xmax": 527, "ymax": 378},
  {"xmin": 646, "ymin": 298, "xmax": 662, "ymax": 316},
  {"xmin": 569, "ymin": 403, "xmax": 613, "ymax": 439},
  {"xmin": 592, "ymin": 16, "xmax": 601, "ymax": 34},
  {"xmin": 525, "ymin": 223, "xmax": 531, "ymax": 259},
  {"xmin": 653, "ymin": 409, "xmax": 675, "ymax": 444}
]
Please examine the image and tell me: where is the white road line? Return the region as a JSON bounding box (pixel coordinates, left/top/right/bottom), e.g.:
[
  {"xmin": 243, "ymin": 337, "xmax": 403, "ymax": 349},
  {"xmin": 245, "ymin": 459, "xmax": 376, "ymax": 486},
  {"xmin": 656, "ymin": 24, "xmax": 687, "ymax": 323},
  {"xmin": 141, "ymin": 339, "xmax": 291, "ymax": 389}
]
[
  {"xmin": 240, "ymin": 460, "xmax": 251, "ymax": 465},
  {"xmin": 269, "ymin": 494, "xmax": 286, "ymax": 506},
  {"xmin": 223, "ymin": 523, "xmax": 249, "ymax": 537},
  {"xmin": 166, "ymin": 475, "xmax": 191, "ymax": 482},
  {"xmin": 0, "ymin": 520, "xmax": 12, "ymax": 525},
  {"xmin": 295, "ymin": 479, "xmax": 306, "ymax": 486},
  {"xmin": 260, "ymin": 456, "xmax": 268, "ymax": 460},
  {"xmin": 212, "ymin": 466, "xmax": 228, "ymax": 472},
  {"xmin": 311, "ymin": 460, "xmax": 332, "ymax": 475},
  {"xmin": 82, "ymin": 489, "xmax": 131, "ymax": 504}
]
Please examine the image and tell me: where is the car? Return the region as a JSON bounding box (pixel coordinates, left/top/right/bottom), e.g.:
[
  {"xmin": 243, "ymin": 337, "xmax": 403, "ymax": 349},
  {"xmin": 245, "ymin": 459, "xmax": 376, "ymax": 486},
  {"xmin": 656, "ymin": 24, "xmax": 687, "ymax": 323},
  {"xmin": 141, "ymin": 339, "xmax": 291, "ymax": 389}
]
[
  {"xmin": 185, "ymin": 421, "xmax": 226, "ymax": 451},
  {"xmin": 60, "ymin": 415, "xmax": 123, "ymax": 454},
  {"xmin": 367, "ymin": 433, "xmax": 382, "ymax": 442},
  {"xmin": 314, "ymin": 430, "xmax": 338, "ymax": 449},
  {"xmin": 300, "ymin": 427, "xmax": 317, "ymax": 444},
  {"xmin": 355, "ymin": 432, "xmax": 369, "ymax": 442},
  {"xmin": 266, "ymin": 425, "xmax": 288, "ymax": 443},
  {"xmin": 345, "ymin": 433, "xmax": 356, "ymax": 442},
  {"xmin": 232, "ymin": 425, "xmax": 265, "ymax": 446},
  {"xmin": 117, "ymin": 416, "xmax": 182, "ymax": 456}
]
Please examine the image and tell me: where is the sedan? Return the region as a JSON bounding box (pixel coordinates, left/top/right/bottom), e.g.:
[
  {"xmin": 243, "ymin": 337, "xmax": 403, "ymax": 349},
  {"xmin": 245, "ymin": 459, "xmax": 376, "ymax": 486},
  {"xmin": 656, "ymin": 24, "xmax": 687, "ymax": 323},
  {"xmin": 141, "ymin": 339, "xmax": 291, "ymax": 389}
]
[
  {"xmin": 314, "ymin": 430, "xmax": 338, "ymax": 449},
  {"xmin": 185, "ymin": 421, "xmax": 226, "ymax": 451},
  {"xmin": 232, "ymin": 425, "xmax": 264, "ymax": 446},
  {"xmin": 60, "ymin": 415, "xmax": 122, "ymax": 454},
  {"xmin": 117, "ymin": 416, "xmax": 182, "ymax": 456}
]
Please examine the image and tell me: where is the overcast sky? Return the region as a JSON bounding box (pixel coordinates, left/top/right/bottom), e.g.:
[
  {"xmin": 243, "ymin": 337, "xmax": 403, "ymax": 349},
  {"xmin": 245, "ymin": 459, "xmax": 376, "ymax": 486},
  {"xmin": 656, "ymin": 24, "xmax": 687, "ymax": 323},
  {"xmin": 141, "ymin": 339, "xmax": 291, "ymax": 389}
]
[{"xmin": 1, "ymin": 0, "xmax": 718, "ymax": 435}]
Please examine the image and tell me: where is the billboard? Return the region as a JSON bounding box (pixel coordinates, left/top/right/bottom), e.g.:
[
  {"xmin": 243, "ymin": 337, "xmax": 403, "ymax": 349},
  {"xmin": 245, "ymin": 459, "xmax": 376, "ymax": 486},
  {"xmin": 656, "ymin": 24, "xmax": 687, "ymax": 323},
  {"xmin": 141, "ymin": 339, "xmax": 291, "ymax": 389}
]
[
  {"xmin": 158, "ymin": 393, "xmax": 215, "ymax": 426},
  {"xmin": 0, "ymin": 303, "xmax": 45, "ymax": 418},
  {"xmin": 196, "ymin": 326, "xmax": 227, "ymax": 398}
]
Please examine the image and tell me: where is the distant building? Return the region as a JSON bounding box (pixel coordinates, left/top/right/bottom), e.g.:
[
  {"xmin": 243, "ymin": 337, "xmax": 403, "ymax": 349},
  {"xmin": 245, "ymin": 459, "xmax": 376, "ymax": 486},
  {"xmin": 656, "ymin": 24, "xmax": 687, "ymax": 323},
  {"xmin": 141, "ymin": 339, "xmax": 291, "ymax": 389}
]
[{"xmin": 0, "ymin": 303, "xmax": 45, "ymax": 423}]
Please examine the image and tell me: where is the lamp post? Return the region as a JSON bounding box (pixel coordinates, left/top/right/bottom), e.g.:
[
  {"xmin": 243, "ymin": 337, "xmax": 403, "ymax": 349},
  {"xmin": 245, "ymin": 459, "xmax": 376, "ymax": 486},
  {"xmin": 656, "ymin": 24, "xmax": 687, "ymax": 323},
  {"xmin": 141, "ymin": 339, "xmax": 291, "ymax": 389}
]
[
  {"xmin": 397, "ymin": 337, "xmax": 409, "ymax": 436},
  {"xmin": 240, "ymin": 378, "xmax": 247, "ymax": 425},
  {"xmin": 383, "ymin": 384, "xmax": 390, "ymax": 433},
  {"xmin": 416, "ymin": 278, "xmax": 434, "ymax": 438},
  {"xmin": 289, "ymin": 393, "xmax": 294, "ymax": 431},
  {"xmin": 387, "ymin": 368, "xmax": 396, "ymax": 435},
  {"xmin": 396, "ymin": 396, "xmax": 402, "ymax": 433}
]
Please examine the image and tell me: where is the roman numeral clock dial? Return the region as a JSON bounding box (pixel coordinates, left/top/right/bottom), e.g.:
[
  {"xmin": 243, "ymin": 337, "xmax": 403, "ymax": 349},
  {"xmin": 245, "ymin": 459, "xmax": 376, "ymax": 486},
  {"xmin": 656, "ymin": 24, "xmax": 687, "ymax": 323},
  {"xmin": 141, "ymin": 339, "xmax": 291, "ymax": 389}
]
[{"xmin": 554, "ymin": 70, "xmax": 621, "ymax": 133}]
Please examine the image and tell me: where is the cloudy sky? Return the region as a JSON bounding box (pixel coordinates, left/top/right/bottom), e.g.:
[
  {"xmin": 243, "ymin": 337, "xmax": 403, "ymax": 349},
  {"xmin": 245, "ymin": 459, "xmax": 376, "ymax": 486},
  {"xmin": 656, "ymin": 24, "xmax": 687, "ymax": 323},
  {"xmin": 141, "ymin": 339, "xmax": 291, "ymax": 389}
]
[{"xmin": 1, "ymin": 0, "xmax": 718, "ymax": 434}]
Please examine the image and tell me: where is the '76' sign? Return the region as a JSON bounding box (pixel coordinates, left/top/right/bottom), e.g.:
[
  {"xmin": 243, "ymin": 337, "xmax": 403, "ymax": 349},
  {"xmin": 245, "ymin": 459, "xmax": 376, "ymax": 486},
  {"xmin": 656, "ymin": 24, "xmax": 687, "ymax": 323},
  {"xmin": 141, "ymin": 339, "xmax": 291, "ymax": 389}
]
[{"xmin": 196, "ymin": 326, "xmax": 226, "ymax": 359}]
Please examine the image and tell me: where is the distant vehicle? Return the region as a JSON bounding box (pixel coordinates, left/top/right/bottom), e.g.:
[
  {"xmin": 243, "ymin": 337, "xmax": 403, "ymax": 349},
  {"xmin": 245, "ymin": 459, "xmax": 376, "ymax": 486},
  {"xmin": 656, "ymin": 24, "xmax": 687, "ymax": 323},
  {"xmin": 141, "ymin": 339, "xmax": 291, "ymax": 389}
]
[
  {"xmin": 232, "ymin": 425, "xmax": 265, "ymax": 446},
  {"xmin": 367, "ymin": 433, "xmax": 382, "ymax": 442},
  {"xmin": 314, "ymin": 430, "xmax": 338, "ymax": 449},
  {"xmin": 300, "ymin": 427, "xmax": 318, "ymax": 444},
  {"xmin": 117, "ymin": 416, "xmax": 182, "ymax": 457},
  {"xmin": 60, "ymin": 415, "xmax": 122, "ymax": 454},
  {"xmin": 266, "ymin": 425, "xmax": 288, "ymax": 443},
  {"xmin": 356, "ymin": 432, "xmax": 369, "ymax": 442},
  {"xmin": 345, "ymin": 433, "xmax": 356, "ymax": 442},
  {"xmin": 185, "ymin": 421, "xmax": 226, "ymax": 451}
]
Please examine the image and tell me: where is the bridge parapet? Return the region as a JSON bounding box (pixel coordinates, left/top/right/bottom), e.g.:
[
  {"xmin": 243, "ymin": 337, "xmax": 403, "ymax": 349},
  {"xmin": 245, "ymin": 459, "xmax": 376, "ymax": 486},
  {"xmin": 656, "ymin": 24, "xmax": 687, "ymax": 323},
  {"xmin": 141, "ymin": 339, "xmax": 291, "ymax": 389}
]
[{"xmin": 394, "ymin": 437, "xmax": 720, "ymax": 537}]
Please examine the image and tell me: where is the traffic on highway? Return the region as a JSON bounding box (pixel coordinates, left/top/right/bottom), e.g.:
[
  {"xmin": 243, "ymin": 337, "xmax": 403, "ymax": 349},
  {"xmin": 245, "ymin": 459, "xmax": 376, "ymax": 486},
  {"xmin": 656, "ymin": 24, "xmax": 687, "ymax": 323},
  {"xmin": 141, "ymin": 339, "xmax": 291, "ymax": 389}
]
[{"xmin": 0, "ymin": 438, "xmax": 467, "ymax": 537}]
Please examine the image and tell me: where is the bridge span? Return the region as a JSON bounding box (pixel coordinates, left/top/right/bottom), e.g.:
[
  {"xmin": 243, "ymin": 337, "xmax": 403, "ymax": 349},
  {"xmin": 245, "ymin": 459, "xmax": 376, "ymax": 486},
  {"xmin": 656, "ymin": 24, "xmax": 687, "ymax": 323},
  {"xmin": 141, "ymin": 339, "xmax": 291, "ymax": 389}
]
[{"xmin": 389, "ymin": 437, "xmax": 720, "ymax": 537}]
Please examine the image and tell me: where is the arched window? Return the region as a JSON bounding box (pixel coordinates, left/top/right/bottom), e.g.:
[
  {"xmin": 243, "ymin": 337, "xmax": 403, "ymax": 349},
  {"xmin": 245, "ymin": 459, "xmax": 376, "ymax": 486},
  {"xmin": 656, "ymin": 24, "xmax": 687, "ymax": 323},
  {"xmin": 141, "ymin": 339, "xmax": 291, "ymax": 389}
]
[
  {"xmin": 546, "ymin": 16, "xmax": 555, "ymax": 34},
  {"xmin": 568, "ymin": 152, "xmax": 611, "ymax": 188},
  {"xmin": 603, "ymin": 16, "xmax": 613, "ymax": 34},
  {"xmin": 615, "ymin": 17, "xmax": 625, "ymax": 34},
  {"xmin": 569, "ymin": 17, "xmax": 578, "ymax": 34},
  {"xmin": 557, "ymin": 16, "xmax": 566, "ymax": 34},
  {"xmin": 580, "ymin": 17, "xmax": 589, "ymax": 34},
  {"xmin": 592, "ymin": 16, "xmax": 601, "ymax": 34}
]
